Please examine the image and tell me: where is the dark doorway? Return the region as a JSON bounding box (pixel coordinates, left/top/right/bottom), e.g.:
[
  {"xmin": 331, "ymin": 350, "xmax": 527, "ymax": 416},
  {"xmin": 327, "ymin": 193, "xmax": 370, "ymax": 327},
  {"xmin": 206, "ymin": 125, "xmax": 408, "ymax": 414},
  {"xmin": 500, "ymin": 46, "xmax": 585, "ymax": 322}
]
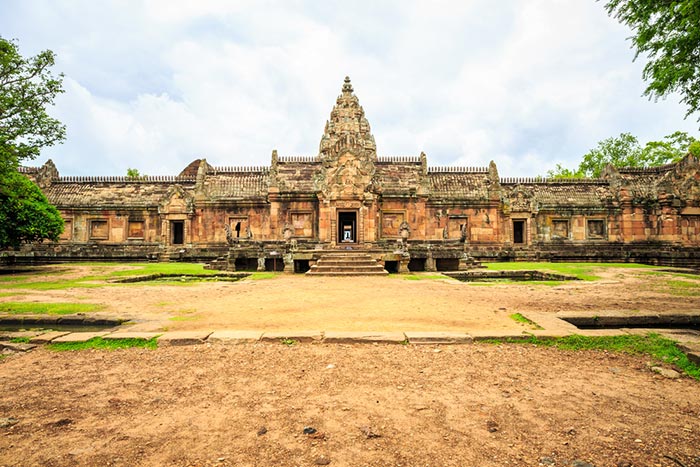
[
  {"xmin": 408, "ymin": 258, "xmax": 426, "ymax": 272},
  {"xmin": 171, "ymin": 221, "xmax": 184, "ymax": 245},
  {"xmin": 338, "ymin": 211, "xmax": 357, "ymax": 243},
  {"xmin": 294, "ymin": 259, "xmax": 310, "ymax": 273},
  {"xmin": 384, "ymin": 260, "xmax": 399, "ymax": 274},
  {"xmin": 436, "ymin": 258, "xmax": 459, "ymax": 271},
  {"xmin": 265, "ymin": 258, "xmax": 284, "ymax": 272},
  {"xmin": 513, "ymin": 220, "xmax": 525, "ymax": 244},
  {"xmin": 234, "ymin": 257, "xmax": 258, "ymax": 271}
]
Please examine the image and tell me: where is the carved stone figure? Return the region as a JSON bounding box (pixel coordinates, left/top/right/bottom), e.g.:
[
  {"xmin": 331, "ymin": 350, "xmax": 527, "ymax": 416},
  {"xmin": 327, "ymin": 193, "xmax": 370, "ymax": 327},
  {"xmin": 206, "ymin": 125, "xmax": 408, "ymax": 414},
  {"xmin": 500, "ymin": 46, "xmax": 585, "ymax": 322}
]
[{"xmin": 399, "ymin": 220, "xmax": 411, "ymax": 241}]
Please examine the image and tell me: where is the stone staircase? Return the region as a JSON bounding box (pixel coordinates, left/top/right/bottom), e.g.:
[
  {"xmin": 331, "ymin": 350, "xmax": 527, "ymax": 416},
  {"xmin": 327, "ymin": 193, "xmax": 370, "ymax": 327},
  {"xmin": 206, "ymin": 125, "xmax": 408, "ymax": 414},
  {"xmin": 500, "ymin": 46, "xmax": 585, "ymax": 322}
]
[{"xmin": 306, "ymin": 252, "xmax": 388, "ymax": 276}]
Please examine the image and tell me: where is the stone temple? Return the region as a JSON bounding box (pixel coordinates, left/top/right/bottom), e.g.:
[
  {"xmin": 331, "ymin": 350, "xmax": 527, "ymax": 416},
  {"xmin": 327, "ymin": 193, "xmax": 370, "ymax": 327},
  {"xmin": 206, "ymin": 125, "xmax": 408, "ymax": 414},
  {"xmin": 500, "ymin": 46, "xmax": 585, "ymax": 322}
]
[{"xmin": 11, "ymin": 77, "xmax": 700, "ymax": 271}]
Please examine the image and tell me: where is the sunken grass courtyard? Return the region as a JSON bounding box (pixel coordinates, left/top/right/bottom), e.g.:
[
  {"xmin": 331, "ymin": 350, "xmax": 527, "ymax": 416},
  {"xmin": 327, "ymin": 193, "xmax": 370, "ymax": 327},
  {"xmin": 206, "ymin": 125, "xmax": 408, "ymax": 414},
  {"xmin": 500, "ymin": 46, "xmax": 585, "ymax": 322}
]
[{"xmin": 1, "ymin": 262, "xmax": 700, "ymax": 466}]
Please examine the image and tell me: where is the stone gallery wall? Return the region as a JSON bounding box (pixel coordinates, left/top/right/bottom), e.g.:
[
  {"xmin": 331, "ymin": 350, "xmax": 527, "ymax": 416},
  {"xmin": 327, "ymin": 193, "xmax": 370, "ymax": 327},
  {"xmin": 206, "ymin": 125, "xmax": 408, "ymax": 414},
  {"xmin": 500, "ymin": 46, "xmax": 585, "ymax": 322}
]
[{"xmin": 5, "ymin": 78, "xmax": 700, "ymax": 268}]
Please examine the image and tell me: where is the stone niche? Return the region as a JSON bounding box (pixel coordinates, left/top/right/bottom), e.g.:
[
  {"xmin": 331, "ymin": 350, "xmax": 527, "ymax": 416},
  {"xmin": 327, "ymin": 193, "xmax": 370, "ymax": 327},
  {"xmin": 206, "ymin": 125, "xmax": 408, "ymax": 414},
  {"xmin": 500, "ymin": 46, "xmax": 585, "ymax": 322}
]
[
  {"xmin": 381, "ymin": 211, "xmax": 404, "ymax": 238},
  {"xmin": 291, "ymin": 212, "xmax": 314, "ymax": 238}
]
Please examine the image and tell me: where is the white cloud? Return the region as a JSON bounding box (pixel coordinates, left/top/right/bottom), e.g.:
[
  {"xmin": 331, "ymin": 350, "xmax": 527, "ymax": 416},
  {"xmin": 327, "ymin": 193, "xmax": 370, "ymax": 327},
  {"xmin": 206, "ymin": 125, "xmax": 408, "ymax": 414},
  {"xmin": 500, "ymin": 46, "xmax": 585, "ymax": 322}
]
[{"xmin": 2, "ymin": 0, "xmax": 696, "ymax": 177}]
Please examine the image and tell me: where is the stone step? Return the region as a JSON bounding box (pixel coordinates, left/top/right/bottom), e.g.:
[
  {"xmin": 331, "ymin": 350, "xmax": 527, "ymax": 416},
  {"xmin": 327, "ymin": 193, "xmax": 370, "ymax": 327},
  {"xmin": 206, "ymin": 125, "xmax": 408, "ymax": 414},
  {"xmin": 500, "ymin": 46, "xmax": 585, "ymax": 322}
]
[
  {"xmin": 306, "ymin": 271, "xmax": 389, "ymax": 276},
  {"xmin": 309, "ymin": 267, "xmax": 387, "ymax": 273},
  {"xmin": 306, "ymin": 251, "xmax": 389, "ymax": 276},
  {"xmin": 316, "ymin": 259, "xmax": 378, "ymax": 266}
]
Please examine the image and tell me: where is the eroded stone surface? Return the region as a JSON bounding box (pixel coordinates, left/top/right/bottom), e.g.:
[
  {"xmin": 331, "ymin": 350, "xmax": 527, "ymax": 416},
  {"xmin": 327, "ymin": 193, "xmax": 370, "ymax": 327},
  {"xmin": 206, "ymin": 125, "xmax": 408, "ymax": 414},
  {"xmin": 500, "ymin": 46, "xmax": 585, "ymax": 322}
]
[
  {"xmin": 157, "ymin": 331, "xmax": 212, "ymax": 346},
  {"xmin": 208, "ymin": 330, "xmax": 263, "ymax": 344},
  {"xmin": 51, "ymin": 332, "xmax": 109, "ymax": 343},
  {"xmin": 323, "ymin": 331, "xmax": 406, "ymax": 344}
]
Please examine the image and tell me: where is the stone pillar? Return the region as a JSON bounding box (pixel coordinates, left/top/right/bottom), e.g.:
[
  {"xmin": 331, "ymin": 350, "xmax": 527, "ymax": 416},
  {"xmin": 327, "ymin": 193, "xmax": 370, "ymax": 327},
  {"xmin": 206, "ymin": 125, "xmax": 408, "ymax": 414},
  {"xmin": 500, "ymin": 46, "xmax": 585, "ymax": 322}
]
[
  {"xmin": 257, "ymin": 257, "xmax": 266, "ymax": 272},
  {"xmin": 283, "ymin": 253, "xmax": 294, "ymax": 273},
  {"xmin": 425, "ymin": 252, "xmax": 436, "ymax": 272},
  {"xmin": 226, "ymin": 253, "xmax": 236, "ymax": 272},
  {"xmin": 398, "ymin": 256, "xmax": 410, "ymax": 274}
]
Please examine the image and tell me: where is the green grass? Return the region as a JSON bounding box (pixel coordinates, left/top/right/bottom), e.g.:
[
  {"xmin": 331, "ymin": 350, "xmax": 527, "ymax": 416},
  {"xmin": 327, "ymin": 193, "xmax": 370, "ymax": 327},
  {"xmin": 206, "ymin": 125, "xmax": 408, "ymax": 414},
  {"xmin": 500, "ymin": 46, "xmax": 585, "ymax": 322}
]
[
  {"xmin": 1, "ymin": 263, "xmax": 222, "ymax": 290},
  {"xmin": 656, "ymin": 279, "xmax": 700, "ymax": 297},
  {"xmin": 248, "ymin": 272, "xmax": 279, "ymax": 280},
  {"xmin": 484, "ymin": 262, "xmax": 655, "ymax": 281},
  {"xmin": 395, "ymin": 273, "xmax": 452, "ymax": 281},
  {"xmin": 105, "ymin": 263, "xmax": 220, "ymax": 277},
  {"xmin": 9, "ymin": 336, "xmax": 31, "ymax": 343},
  {"xmin": 46, "ymin": 337, "xmax": 158, "ymax": 351},
  {"xmin": 510, "ymin": 313, "xmax": 544, "ymax": 330},
  {"xmin": 0, "ymin": 302, "xmax": 104, "ymax": 315},
  {"xmin": 0, "ymin": 292, "xmax": 27, "ymax": 297},
  {"xmin": 482, "ymin": 334, "xmax": 700, "ymax": 380},
  {"xmin": 0, "ymin": 276, "xmax": 31, "ymax": 283}
]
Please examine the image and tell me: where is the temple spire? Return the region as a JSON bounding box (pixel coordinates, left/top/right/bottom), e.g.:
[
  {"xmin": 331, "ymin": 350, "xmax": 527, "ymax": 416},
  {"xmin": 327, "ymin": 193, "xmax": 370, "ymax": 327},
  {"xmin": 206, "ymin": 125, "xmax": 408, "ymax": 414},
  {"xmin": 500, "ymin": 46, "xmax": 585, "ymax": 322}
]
[
  {"xmin": 342, "ymin": 76, "xmax": 353, "ymax": 94},
  {"xmin": 318, "ymin": 76, "xmax": 376, "ymax": 158}
]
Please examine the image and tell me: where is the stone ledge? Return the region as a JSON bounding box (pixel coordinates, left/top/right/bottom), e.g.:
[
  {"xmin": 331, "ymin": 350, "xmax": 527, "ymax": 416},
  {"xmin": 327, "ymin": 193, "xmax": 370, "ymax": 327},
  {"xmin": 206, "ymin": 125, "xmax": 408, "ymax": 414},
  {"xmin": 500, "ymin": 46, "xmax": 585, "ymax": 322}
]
[
  {"xmin": 260, "ymin": 331, "xmax": 323, "ymax": 343},
  {"xmin": 103, "ymin": 332, "xmax": 161, "ymax": 340},
  {"xmin": 29, "ymin": 331, "xmax": 70, "ymax": 344},
  {"xmin": 51, "ymin": 332, "xmax": 110, "ymax": 343},
  {"xmin": 469, "ymin": 331, "xmax": 535, "ymax": 341},
  {"xmin": 157, "ymin": 331, "xmax": 212, "ymax": 346},
  {"xmin": 208, "ymin": 330, "xmax": 263, "ymax": 344},
  {"xmin": 0, "ymin": 331, "xmax": 44, "ymax": 340},
  {"xmin": 0, "ymin": 342, "xmax": 37, "ymax": 352},
  {"xmin": 323, "ymin": 331, "xmax": 406, "ymax": 344},
  {"xmin": 404, "ymin": 331, "xmax": 472, "ymax": 344}
]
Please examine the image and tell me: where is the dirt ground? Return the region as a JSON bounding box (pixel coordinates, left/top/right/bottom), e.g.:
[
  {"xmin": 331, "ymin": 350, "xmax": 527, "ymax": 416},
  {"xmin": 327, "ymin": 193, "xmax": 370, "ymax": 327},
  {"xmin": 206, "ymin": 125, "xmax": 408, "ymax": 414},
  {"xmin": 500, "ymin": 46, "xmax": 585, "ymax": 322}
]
[
  {"xmin": 1, "ymin": 343, "xmax": 699, "ymax": 467},
  {"xmin": 1, "ymin": 265, "xmax": 699, "ymax": 466},
  {"xmin": 1, "ymin": 265, "xmax": 698, "ymax": 332}
]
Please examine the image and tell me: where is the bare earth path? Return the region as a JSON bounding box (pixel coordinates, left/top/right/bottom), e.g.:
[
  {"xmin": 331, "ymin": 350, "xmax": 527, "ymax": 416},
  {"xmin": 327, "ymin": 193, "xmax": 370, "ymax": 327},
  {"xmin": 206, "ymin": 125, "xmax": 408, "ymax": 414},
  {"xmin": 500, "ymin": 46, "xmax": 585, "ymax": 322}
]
[
  {"xmin": 1, "ymin": 343, "xmax": 699, "ymax": 467},
  {"xmin": 1, "ymin": 265, "xmax": 699, "ymax": 466},
  {"xmin": 1, "ymin": 265, "xmax": 697, "ymax": 332}
]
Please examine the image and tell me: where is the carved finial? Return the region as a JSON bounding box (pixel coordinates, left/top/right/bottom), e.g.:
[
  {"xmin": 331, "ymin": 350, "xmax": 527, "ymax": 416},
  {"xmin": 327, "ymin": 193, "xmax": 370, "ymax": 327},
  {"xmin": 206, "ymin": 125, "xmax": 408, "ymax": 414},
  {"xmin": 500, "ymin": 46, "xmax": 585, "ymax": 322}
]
[{"xmin": 342, "ymin": 76, "xmax": 353, "ymax": 93}]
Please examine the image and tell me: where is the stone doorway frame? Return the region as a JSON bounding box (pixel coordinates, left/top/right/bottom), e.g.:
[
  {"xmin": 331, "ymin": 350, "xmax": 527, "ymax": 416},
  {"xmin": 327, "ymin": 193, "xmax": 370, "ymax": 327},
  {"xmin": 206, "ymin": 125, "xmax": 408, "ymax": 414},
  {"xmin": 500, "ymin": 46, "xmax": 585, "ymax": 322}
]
[{"xmin": 337, "ymin": 210, "xmax": 358, "ymax": 244}]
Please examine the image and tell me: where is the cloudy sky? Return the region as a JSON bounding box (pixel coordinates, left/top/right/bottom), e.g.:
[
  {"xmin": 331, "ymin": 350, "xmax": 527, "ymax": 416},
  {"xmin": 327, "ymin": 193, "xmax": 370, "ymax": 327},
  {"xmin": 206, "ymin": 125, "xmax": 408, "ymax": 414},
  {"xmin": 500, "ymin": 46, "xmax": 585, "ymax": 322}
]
[{"xmin": 2, "ymin": 0, "xmax": 698, "ymax": 177}]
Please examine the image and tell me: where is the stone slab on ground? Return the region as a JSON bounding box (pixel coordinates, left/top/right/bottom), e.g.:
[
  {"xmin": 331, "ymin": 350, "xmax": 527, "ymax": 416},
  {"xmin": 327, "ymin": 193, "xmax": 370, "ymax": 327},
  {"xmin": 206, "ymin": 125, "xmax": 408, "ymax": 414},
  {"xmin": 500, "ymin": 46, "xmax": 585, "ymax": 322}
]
[
  {"xmin": 29, "ymin": 331, "xmax": 70, "ymax": 344},
  {"xmin": 50, "ymin": 332, "xmax": 109, "ymax": 343},
  {"xmin": 260, "ymin": 331, "xmax": 323, "ymax": 342},
  {"xmin": 0, "ymin": 342, "xmax": 37, "ymax": 352},
  {"xmin": 323, "ymin": 331, "xmax": 406, "ymax": 344},
  {"xmin": 404, "ymin": 331, "xmax": 472, "ymax": 344},
  {"xmin": 469, "ymin": 330, "xmax": 534, "ymax": 341},
  {"xmin": 208, "ymin": 330, "xmax": 263, "ymax": 344},
  {"xmin": 530, "ymin": 330, "xmax": 574, "ymax": 339},
  {"xmin": 0, "ymin": 331, "xmax": 44, "ymax": 340},
  {"xmin": 685, "ymin": 352, "xmax": 700, "ymax": 366},
  {"xmin": 525, "ymin": 312, "xmax": 580, "ymax": 333},
  {"xmin": 157, "ymin": 331, "xmax": 212, "ymax": 346},
  {"xmin": 103, "ymin": 332, "xmax": 161, "ymax": 340},
  {"xmin": 260, "ymin": 331, "xmax": 323, "ymax": 343}
]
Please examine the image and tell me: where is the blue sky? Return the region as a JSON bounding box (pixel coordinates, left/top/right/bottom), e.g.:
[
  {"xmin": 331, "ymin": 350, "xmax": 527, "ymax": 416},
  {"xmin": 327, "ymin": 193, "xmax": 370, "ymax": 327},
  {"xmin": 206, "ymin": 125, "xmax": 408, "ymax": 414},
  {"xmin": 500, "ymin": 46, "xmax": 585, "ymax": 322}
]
[{"xmin": 2, "ymin": 0, "xmax": 698, "ymax": 177}]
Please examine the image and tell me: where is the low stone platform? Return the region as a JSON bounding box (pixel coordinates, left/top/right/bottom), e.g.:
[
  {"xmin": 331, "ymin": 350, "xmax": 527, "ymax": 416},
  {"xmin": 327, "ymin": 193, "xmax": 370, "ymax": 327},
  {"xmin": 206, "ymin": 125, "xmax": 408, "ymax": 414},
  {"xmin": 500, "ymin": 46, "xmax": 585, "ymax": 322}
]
[{"xmin": 306, "ymin": 252, "xmax": 388, "ymax": 276}]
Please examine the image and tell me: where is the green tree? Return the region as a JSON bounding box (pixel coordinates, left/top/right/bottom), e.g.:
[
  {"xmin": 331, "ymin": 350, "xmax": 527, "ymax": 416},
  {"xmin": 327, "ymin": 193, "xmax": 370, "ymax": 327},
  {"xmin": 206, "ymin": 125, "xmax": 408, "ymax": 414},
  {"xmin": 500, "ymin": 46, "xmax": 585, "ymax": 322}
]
[
  {"xmin": 126, "ymin": 168, "xmax": 141, "ymax": 178},
  {"xmin": 548, "ymin": 132, "xmax": 697, "ymax": 178},
  {"xmin": 0, "ymin": 37, "xmax": 65, "ymax": 248},
  {"xmin": 1, "ymin": 37, "xmax": 66, "ymax": 171},
  {"xmin": 604, "ymin": 0, "xmax": 700, "ymax": 121},
  {"xmin": 0, "ymin": 170, "xmax": 63, "ymax": 248}
]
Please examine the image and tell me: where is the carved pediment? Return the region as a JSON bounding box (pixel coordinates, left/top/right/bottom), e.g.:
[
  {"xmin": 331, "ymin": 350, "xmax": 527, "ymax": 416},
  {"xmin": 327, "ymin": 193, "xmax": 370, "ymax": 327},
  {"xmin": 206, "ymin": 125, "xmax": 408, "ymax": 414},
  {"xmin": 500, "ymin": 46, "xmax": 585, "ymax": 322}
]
[
  {"xmin": 159, "ymin": 185, "xmax": 194, "ymax": 214},
  {"xmin": 506, "ymin": 186, "xmax": 533, "ymax": 212},
  {"xmin": 314, "ymin": 147, "xmax": 376, "ymax": 199},
  {"xmin": 657, "ymin": 155, "xmax": 700, "ymax": 202}
]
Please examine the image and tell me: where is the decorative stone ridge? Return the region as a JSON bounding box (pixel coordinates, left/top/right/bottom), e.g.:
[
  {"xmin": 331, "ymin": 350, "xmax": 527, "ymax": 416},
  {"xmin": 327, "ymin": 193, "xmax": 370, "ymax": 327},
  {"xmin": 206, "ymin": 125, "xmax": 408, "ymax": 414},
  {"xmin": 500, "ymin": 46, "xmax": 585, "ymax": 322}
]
[{"xmin": 8, "ymin": 76, "xmax": 700, "ymax": 268}]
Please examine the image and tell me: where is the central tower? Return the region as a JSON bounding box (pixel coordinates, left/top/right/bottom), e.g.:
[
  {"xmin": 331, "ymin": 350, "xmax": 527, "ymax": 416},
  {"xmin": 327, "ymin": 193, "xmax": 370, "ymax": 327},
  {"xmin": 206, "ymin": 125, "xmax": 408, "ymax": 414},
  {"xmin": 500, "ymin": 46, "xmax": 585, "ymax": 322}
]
[{"xmin": 313, "ymin": 77, "xmax": 380, "ymax": 245}]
